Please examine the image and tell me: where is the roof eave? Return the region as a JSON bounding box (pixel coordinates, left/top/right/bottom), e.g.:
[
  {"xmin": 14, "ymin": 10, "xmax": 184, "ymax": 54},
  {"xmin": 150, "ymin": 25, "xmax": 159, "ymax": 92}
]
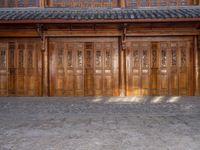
[{"xmin": 0, "ymin": 18, "xmax": 200, "ymax": 24}]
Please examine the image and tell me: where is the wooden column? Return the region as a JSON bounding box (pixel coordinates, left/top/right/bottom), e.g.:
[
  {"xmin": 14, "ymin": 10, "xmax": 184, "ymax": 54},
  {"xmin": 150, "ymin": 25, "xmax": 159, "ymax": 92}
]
[
  {"xmin": 194, "ymin": 35, "xmax": 200, "ymax": 95},
  {"xmin": 120, "ymin": 0, "xmax": 126, "ymax": 8},
  {"xmin": 119, "ymin": 24, "xmax": 127, "ymax": 96},
  {"xmin": 40, "ymin": 0, "xmax": 45, "ymax": 7},
  {"xmin": 41, "ymin": 35, "xmax": 49, "ymax": 96}
]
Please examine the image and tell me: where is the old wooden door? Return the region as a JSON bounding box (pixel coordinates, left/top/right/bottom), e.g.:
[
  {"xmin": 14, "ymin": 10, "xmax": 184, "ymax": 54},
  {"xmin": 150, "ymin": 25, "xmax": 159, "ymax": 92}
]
[
  {"xmin": 0, "ymin": 39, "xmax": 42, "ymax": 96},
  {"xmin": 126, "ymin": 37, "xmax": 194, "ymax": 96},
  {"xmin": 49, "ymin": 38, "xmax": 119, "ymax": 96}
]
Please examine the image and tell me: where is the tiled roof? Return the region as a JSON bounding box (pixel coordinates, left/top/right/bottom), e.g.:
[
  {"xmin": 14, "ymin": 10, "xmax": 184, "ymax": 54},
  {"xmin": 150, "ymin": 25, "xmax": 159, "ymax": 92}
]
[{"xmin": 0, "ymin": 6, "xmax": 200, "ymax": 23}]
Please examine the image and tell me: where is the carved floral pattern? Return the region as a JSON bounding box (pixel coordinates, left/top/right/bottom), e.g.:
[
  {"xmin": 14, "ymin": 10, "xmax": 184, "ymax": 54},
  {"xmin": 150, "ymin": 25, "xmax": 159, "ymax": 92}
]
[
  {"xmin": 172, "ymin": 47, "xmax": 177, "ymax": 66},
  {"xmin": 133, "ymin": 49, "xmax": 139, "ymax": 67},
  {"xmin": 86, "ymin": 50, "xmax": 91, "ymax": 67},
  {"xmin": 77, "ymin": 50, "xmax": 83, "ymax": 67},
  {"xmin": 181, "ymin": 47, "xmax": 186, "ymax": 66},
  {"xmin": 28, "ymin": 45, "xmax": 33, "ymax": 67},
  {"xmin": 96, "ymin": 51, "xmax": 101, "ymax": 67},
  {"xmin": 9, "ymin": 42, "xmax": 15, "ymax": 67},
  {"xmin": 142, "ymin": 49, "xmax": 148, "ymax": 68},
  {"xmin": 67, "ymin": 50, "xmax": 72, "ymax": 67},
  {"xmin": 161, "ymin": 48, "xmax": 167, "ymax": 67},
  {"xmin": 57, "ymin": 47, "xmax": 63, "ymax": 65},
  {"xmin": 152, "ymin": 48, "xmax": 157, "ymax": 67},
  {"xmin": 0, "ymin": 48, "xmax": 6, "ymax": 68},
  {"xmin": 18, "ymin": 44, "xmax": 24, "ymax": 67},
  {"xmin": 105, "ymin": 50, "xmax": 111, "ymax": 67}
]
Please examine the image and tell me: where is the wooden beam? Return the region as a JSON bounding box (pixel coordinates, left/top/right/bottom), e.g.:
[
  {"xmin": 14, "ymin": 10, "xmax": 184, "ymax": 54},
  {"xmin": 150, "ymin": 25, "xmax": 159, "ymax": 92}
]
[{"xmin": 0, "ymin": 28, "xmax": 199, "ymax": 37}]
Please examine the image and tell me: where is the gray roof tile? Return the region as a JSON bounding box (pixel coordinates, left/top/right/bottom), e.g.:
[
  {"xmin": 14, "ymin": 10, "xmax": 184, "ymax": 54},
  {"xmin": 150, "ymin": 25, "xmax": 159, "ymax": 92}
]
[{"xmin": 0, "ymin": 6, "xmax": 199, "ymax": 22}]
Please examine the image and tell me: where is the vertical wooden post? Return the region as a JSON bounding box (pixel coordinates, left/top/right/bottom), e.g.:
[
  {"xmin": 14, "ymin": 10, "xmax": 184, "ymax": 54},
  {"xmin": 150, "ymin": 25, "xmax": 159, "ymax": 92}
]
[
  {"xmin": 194, "ymin": 35, "xmax": 200, "ymax": 96},
  {"xmin": 40, "ymin": 0, "xmax": 45, "ymax": 7},
  {"xmin": 119, "ymin": 24, "xmax": 127, "ymax": 96},
  {"xmin": 41, "ymin": 34, "xmax": 49, "ymax": 96},
  {"xmin": 120, "ymin": 0, "xmax": 126, "ymax": 8}
]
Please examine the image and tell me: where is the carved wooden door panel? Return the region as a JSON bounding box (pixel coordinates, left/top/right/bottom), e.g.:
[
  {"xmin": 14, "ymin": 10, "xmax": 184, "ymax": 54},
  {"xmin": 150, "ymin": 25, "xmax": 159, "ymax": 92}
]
[
  {"xmin": 16, "ymin": 43, "xmax": 25, "ymax": 95},
  {"xmin": 158, "ymin": 42, "xmax": 169, "ymax": 95},
  {"xmin": 169, "ymin": 42, "xmax": 179, "ymax": 95},
  {"xmin": 84, "ymin": 43, "xmax": 94, "ymax": 96},
  {"xmin": 74, "ymin": 43, "xmax": 85, "ymax": 96},
  {"xmin": 50, "ymin": 41, "xmax": 85, "ymax": 96},
  {"xmin": 178, "ymin": 41, "xmax": 191, "ymax": 95},
  {"xmin": 140, "ymin": 42, "xmax": 150, "ymax": 95},
  {"xmin": 0, "ymin": 39, "xmax": 41, "ymax": 96},
  {"xmin": 50, "ymin": 38, "xmax": 119, "ymax": 96},
  {"xmin": 126, "ymin": 42, "xmax": 140, "ymax": 96},
  {"xmin": 50, "ymin": 42, "xmax": 65, "ymax": 96},
  {"xmin": 103, "ymin": 43, "xmax": 114, "ymax": 96},
  {"xmin": 64, "ymin": 43, "xmax": 85, "ymax": 96},
  {"xmin": 126, "ymin": 41, "xmax": 150, "ymax": 96},
  {"xmin": 15, "ymin": 40, "xmax": 41, "ymax": 96},
  {"xmin": 25, "ymin": 42, "xmax": 41, "ymax": 96},
  {"xmin": 64, "ymin": 43, "xmax": 74, "ymax": 96},
  {"xmin": 94, "ymin": 42, "xmax": 118, "ymax": 96},
  {"xmin": 8, "ymin": 42, "xmax": 16, "ymax": 96},
  {"xmin": 150, "ymin": 42, "xmax": 159, "ymax": 95},
  {"xmin": 126, "ymin": 37, "xmax": 194, "ymax": 96},
  {"xmin": 94, "ymin": 43, "xmax": 103, "ymax": 96},
  {"xmin": 0, "ymin": 42, "xmax": 8, "ymax": 96}
]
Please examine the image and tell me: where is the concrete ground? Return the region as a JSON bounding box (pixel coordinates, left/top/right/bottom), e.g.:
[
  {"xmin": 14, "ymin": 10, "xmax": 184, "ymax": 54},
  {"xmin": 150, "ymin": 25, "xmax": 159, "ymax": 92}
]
[{"xmin": 0, "ymin": 97, "xmax": 200, "ymax": 150}]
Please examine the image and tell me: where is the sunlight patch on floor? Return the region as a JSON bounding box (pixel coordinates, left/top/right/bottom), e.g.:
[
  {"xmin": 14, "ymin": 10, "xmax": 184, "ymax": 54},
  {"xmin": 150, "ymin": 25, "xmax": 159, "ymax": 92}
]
[
  {"xmin": 151, "ymin": 96, "xmax": 164, "ymax": 103},
  {"xmin": 167, "ymin": 96, "xmax": 180, "ymax": 103}
]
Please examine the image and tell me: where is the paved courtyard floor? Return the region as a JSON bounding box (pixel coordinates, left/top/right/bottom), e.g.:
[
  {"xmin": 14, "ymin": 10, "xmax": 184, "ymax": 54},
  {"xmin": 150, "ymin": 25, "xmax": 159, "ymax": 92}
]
[{"xmin": 0, "ymin": 97, "xmax": 200, "ymax": 150}]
